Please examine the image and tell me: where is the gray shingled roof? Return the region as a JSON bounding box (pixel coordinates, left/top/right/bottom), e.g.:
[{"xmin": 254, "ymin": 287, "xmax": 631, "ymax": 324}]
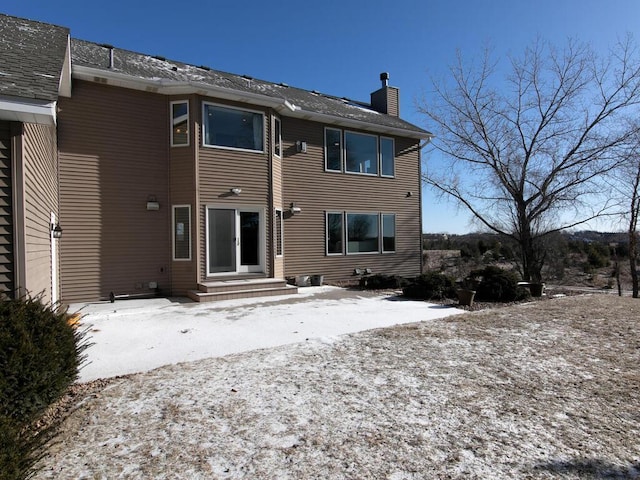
[
  {"xmin": 71, "ymin": 39, "xmax": 429, "ymax": 136},
  {"xmin": 0, "ymin": 14, "xmax": 68, "ymax": 101}
]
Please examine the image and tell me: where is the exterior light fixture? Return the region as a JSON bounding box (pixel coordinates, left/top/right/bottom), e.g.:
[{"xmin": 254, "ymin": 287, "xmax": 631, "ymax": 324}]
[
  {"xmin": 51, "ymin": 223, "xmax": 63, "ymax": 239},
  {"xmin": 289, "ymin": 203, "xmax": 301, "ymax": 215},
  {"xmin": 296, "ymin": 141, "xmax": 307, "ymax": 153},
  {"xmin": 230, "ymin": 187, "xmax": 242, "ymax": 196},
  {"xmin": 146, "ymin": 195, "xmax": 160, "ymax": 210}
]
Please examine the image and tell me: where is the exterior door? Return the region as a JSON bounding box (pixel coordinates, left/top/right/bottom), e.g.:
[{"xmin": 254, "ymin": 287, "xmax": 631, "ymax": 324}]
[{"xmin": 207, "ymin": 207, "xmax": 263, "ymax": 275}]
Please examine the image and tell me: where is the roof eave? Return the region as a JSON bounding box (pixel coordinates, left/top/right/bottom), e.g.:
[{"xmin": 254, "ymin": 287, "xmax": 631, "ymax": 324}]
[
  {"xmin": 0, "ymin": 96, "xmax": 57, "ymax": 125},
  {"xmin": 72, "ymin": 65, "xmax": 431, "ymax": 139}
]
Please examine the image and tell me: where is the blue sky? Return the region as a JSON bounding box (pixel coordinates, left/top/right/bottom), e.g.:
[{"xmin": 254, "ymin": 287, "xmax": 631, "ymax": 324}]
[{"xmin": 4, "ymin": 0, "xmax": 640, "ymax": 233}]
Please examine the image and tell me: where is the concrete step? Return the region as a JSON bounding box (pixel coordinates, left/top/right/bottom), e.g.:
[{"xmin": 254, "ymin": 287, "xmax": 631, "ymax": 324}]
[
  {"xmin": 187, "ymin": 284, "xmax": 298, "ymax": 303},
  {"xmin": 197, "ymin": 278, "xmax": 288, "ymax": 294}
]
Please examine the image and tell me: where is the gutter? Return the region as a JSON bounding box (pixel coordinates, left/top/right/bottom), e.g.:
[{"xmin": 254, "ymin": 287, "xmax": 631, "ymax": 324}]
[
  {"xmin": 0, "ymin": 96, "xmax": 57, "ymax": 125},
  {"xmin": 72, "ymin": 65, "xmax": 431, "ymax": 139}
]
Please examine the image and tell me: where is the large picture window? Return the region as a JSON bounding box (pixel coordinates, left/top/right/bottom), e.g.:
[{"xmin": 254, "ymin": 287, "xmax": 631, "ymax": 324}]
[
  {"xmin": 173, "ymin": 205, "xmax": 191, "ymax": 260},
  {"xmin": 203, "ymin": 103, "xmax": 264, "ymax": 152},
  {"xmin": 347, "ymin": 213, "xmax": 379, "ymax": 254},
  {"xmin": 326, "ymin": 212, "xmax": 343, "ymax": 255},
  {"xmin": 325, "ymin": 128, "xmax": 395, "ymax": 177},
  {"xmin": 171, "ymin": 101, "xmax": 189, "ymax": 147},
  {"xmin": 345, "ymin": 132, "xmax": 378, "ymax": 175}
]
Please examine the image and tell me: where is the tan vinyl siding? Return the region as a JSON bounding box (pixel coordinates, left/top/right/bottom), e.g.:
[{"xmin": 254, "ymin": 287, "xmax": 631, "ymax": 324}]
[
  {"xmin": 0, "ymin": 121, "xmax": 14, "ymax": 296},
  {"xmin": 197, "ymin": 99, "xmax": 272, "ymax": 280},
  {"xmin": 272, "ymin": 150, "xmax": 284, "ymax": 278},
  {"xmin": 58, "ymin": 81, "xmax": 170, "ymax": 303},
  {"xmin": 22, "ymin": 123, "xmax": 58, "ymax": 303},
  {"xmin": 169, "ymin": 95, "xmax": 198, "ymax": 294},
  {"xmin": 281, "ymin": 117, "xmax": 421, "ymax": 283}
]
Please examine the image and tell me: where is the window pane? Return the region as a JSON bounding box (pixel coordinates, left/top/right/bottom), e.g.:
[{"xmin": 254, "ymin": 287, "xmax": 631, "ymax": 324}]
[
  {"xmin": 380, "ymin": 137, "xmax": 394, "ymax": 177},
  {"xmin": 274, "ymin": 118, "xmax": 281, "ymax": 157},
  {"xmin": 204, "ymin": 105, "xmax": 263, "ymax": 151},
  {"xmin": 347, "ymin": 213, "xmax": 379, "ymax": 253},
  {"xmin": 240, "ymin": 211, "xmax": 260, "ymax": 266},
  {"xmin": 345, "ymin": 132, "xmax": 378, "ymax": 175},
  {"xmin": 173, "ymin": 206, "xmax": 190, "ymax": 259},
  {"xmin": 172, "ymin": 102, "xmax": 189, "ymax": 146},
  {"xmin": 275, "ymin": 209, "xmax": 283, "ymax": 256},
  {"xmin": 382, "ymin": 214, "xmax": 395, "ymax": 252},
  {"xmin": 325, "ymin": 128, "xmax": 342, "ymax": 171},
  {"xmin": 327, "ymin": 213, "xmax": 343, "ymax": 254}
]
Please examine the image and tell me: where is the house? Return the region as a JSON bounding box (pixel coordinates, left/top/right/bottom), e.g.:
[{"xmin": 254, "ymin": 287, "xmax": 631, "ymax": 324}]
[{"xmin": 0, "ymin": 13, "xmax": 431, "ymax": 304}]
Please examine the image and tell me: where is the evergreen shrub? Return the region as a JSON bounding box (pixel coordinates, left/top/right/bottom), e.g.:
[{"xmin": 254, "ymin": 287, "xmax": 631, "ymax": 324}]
[
  {"xmin": 0, "ymin": 296, "xmax": 89, "ymax": 479},
  {"xmin": 402, "ymin": 272, "xmax": 456, "ymax": 300},
  {"xmin": 468, "ymin": 266, "xmax": 529, "ymax": 302}
]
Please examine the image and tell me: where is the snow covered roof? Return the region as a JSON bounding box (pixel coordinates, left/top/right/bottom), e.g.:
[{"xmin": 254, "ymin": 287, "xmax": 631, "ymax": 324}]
[
  {"xmin": 70, "ymin": 39, "xmax": 431, "ymax": 139},
  {"xmin": 0, "ymin": 14, "xmax": 69, "ymax": 102}
]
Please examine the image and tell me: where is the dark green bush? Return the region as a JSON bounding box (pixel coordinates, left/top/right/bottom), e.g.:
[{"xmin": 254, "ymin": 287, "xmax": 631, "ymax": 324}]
[
  {"xmin": 359, "ymin": 274, "xmax": 406, "ymax": 290},
  {"xmin": 0, "ymin": 295, "xmax": 89, "ymax": 479},
  {"xmin": 468, "ymin": 266, "xmax": 529, "ymax": 302},
  {"xmin": 402, "ymin": 272, "xmax": 456, "ymax": 300}
]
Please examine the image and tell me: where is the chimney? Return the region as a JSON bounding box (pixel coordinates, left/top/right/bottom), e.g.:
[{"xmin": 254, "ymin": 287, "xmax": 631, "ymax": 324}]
[{"xmin": 370, "ymin": 72, "xmax": 399, "ymax": 116}]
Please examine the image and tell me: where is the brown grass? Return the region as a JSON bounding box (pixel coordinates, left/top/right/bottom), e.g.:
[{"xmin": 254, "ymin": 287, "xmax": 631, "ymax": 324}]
[{"xmin": 35, "ymin": 295, "xmax": 640, "ymax": 479}]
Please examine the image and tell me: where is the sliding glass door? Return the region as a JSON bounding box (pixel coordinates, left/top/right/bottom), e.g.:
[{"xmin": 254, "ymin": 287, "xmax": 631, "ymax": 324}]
[{"xmin": 207, "ymin": 207, "xmax": 263, "ymax": 275}]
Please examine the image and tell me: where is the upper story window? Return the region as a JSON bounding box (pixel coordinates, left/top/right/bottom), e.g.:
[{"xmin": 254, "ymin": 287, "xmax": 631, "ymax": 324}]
[
  {"xmin": 324, "ymin": 128, "xmax": 395, "ymax": 177},
  {"xmin": 325, "ymin": 128, "xmax": 342, "ymax": 172},
  {"xmin": 202, "ymin": 103, "xmax": 264, "ymax": 152},
  {"xmin": 345, "ymin": 131, "xmax": 378, "ymax": 175},
  {"xmin": 274, "ymin": 117, "xmax": 282, "ymax": 157},
  {"xmin": 380, "ymin": 137, "xmax": 395, "ymax": 177},
  {"xmin": 171, "ymin": 101, "xmax": 189, "ymax": 147}
]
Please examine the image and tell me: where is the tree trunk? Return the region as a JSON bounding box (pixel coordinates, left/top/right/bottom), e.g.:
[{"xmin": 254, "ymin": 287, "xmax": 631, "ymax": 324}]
[{"xmin": 630, "ymin": 231, "xmax": 639, "ymax": 298}]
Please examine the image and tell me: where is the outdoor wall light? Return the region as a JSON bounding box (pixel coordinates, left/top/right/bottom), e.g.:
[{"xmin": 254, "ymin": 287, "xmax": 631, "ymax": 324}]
[
  {"xmin": 51, "ymin": 223, "xmax": 63, "ymax": 239},
  {"xmin": 230, "ymin": 187, "xmax": 242, "ymax": 196},
  {"xmin": 289, "ymin": 203, "xmax": 302, "ymax": 215},
  {"xmin": 146, "ymin": 195, "xmax": 160, "ymax": 210},
  {"xmin": 296, "ymin": 141, "xmax": 307, "ymax": 153}
]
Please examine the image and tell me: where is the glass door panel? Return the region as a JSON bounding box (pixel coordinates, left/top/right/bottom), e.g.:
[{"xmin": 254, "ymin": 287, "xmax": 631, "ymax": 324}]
[
  {"xmin": 208, "ymin": 209, "xmax": 236, "ymax": 273},
  {"xmin": 240, "ymin": 211, "xmax": 260, "ymax": 269}
]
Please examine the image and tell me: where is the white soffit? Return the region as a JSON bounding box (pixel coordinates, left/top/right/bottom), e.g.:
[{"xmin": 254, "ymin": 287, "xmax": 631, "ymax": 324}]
[{"xmin": 0, "ymin": 97, "xmax": 56, "ymax": 125}]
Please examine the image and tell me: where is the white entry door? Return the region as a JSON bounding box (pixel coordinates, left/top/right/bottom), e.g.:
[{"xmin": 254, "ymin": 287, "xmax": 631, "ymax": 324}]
[{"xmin": 207, "ymin": 207, "xmax": 263, "ymax": 275}]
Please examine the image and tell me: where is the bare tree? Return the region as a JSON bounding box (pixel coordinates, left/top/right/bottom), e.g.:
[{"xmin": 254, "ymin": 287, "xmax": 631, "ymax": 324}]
[
  {"xmin": 629, "ymin": 164, "xmax": 640, "ymax": 298},
  {"xmin": 420, "ymin": 38, "xmax": 640, "ymax": 282},
  {"xmin": 613, "ymin": 127, "xmax": 640, "ymax": 297}
]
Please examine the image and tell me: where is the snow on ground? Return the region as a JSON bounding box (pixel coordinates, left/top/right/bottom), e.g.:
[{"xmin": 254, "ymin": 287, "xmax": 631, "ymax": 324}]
[
  {"xmin": 36, "ymin": 295, "xmax": 640, "ymax": 479},
  {"xmin": 73, "ymin": 286, "xmax": 464, "ymax": 382}
]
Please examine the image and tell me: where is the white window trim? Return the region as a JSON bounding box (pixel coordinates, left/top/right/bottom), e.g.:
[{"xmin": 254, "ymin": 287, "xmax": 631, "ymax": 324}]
[
  {"xmin": 344, "ymin": 130, "xmax": 379, "ymax": 177},
  {"xmin": 275, "ymin": 208, "xmax": 284, "ymax": 258},
  {"xmin": 380, "ymin": 136, "xmax": 396, "ymax": 178},
  {"xmin": 202, "ymin": 102, "xmax": 265, "ymax": 153},
  {"xmin": 205, "ymin": 204, "xmax": 266, "ymax": 277},
  {"xmin": 172, "ymin": 204, "xmax": 192, "ymax": 261},
  {"xmin": 381, "ymin": 212, "xmax": 396, "ymax": 253},
  {"xmin": 273, "ymin": 117, "xmax": 282, "ymax": 158},
  {"xmin": 324, "ymin": 127, "xmax": 343, "ymax": 173},
  {"xmin": 170, "ymin": 100, "xmax": 189, "ymax": 147},
  {"xmin": 325, "ymin": 211, "xmax": 344, "ymax": 256}
]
